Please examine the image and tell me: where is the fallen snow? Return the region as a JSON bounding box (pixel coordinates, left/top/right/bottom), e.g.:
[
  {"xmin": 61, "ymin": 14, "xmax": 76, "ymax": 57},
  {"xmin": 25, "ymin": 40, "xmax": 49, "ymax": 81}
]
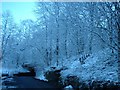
[
  {"xmin": 18, "ymin": 47, "xmax": 118, "ymax": 85},
  {"xmin": 35, "ymin": 73, "xmax": 48, "ymax": 81},
  {"xmin": 60, "ymin": 48, "xmax": 118, "ymax": 83},
  {"xmin": 64, "ymin": 85, "xmax": 73, "ymax": 90},
  {"xmin": 1, "ymin": 66, "xmax": 29, "ymax": 76}
]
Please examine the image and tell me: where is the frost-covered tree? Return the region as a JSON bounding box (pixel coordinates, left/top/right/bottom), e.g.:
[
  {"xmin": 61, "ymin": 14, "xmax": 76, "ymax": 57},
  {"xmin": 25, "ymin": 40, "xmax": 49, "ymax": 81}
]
[
  {"xmin": 1, "ymin": 11, "xmax": 21, "ymax": 69},
  {"xmin": 12, "ymin": 2, "xmax": 118, "ymax": 75}
]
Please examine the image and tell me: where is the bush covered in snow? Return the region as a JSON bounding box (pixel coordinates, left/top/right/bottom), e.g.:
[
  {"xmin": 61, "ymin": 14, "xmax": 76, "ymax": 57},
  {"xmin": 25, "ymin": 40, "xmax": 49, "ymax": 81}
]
[{"xmin": 39, "ymin": 48, "xmax": 119, "ymax": 89}]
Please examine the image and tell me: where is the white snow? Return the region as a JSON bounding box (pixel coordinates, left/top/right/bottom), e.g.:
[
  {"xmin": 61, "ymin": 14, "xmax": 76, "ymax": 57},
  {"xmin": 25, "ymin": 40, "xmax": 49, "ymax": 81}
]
[
  {"xmin": 21, "ymin": 47, "xmax": 118, "ymax": 85},
  {"xmin": 1, "ymin": 66, "xmax": 29, "ymax": 76},
  {"xmin": 60, "ymin": 48, "xmax": 118, "ymax": 84},
  {"xmin": 64, "ymin": 85, "xmax": 73, "ymax": 90},
  {"xmin": 35, "ymin": 74, "xmax": 48, "ymax": 81}
]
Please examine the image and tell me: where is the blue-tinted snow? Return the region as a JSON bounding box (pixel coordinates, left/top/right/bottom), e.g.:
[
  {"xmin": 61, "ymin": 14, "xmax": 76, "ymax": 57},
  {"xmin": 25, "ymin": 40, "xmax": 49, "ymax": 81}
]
[
  {"xmin": 35, "ymin": 48, "xmax": 118, "ymax": 83},
  {"xmin": 60, "ymin": 48, "xmax": 118, "ymax": 84}
]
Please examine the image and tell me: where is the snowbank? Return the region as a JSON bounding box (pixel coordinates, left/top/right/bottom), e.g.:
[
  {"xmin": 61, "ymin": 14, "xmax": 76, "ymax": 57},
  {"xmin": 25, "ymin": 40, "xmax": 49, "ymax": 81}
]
[
  {"xmin": 64, "ymin": 85, "xmax": 73, "ymax": 90},
  {"xmin": 35, "ymin": 74, "xmax": 48, "ymax": 81},
  {"xmin": 29, "ymin": 47, "xmax": 118, "ymax": 87},
  {"xmin": 1, "ymin": 66, "xmax": 29, "ymax": 76},
  {"xmin": 60, "ymin": 48, "xmax": 118, "ymax": 83}
]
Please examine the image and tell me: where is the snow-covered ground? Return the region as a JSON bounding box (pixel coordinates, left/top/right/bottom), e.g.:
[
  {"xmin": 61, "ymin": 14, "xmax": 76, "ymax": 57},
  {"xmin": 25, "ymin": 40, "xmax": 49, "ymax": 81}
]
[
  {"xmin": 0, "ymin": 66, "xmax": 29, "ymax": 76},
  {"xmin": 64, "ymin": 85, "xmax": 73, "ymax": 90},
  {"xmin": 60, "ymin": 48, "xmax": 118, "ymax": 83},
  {"xmin": 1, "ymin": 47, "xmax": 118, "ymax": 88},
  {"xmin": 36, "ymin": 48, "xmax": 118, "ymax": 85}
]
